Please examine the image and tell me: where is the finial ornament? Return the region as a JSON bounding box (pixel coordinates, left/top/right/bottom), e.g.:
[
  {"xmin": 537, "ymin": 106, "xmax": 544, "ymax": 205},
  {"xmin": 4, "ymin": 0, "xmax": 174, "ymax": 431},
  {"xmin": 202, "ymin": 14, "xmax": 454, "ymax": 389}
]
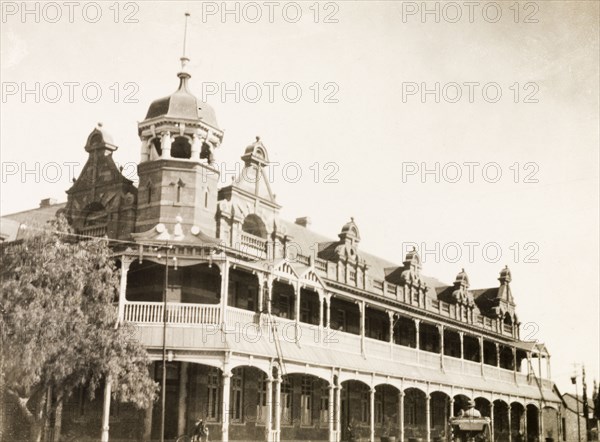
[
  {"xmin": 179, "ymin": 13, "xmax": 191, "ymax": 74},
  {"xmin": 256, "ymin": 136, "xmax": 260, "ymax": 141}
]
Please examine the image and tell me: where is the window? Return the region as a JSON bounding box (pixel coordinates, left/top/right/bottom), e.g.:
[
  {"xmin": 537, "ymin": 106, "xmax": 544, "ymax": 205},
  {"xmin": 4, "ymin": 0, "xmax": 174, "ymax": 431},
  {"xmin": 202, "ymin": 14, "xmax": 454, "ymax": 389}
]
[
  {"xmin": 281, "ymin": 378, "xmax": 292, "ymax": 425},
  {"xmin": 231, "ymin": 371, "xmax": 244, "ymax": 423},
  {"xmin": 361, "ymin": 389, "xmax": 369, "ymax": 423},
  {"xmin": 176, "ymin": 179, "xmax": 184, "ymax": 203},
  {"xmin": 301, "ymin": 300, "xmax": 311, "ymax": 324},
  {"xmin": 320, "ymin": 387, "xmax": 329, "ymax": 424},
  {"xmin": 335, "ymin": 309, "xmax": 346, "ymax": 331},
  {"xmin": 204, "ymin": 188, "xmax": 209, "ymax": 208},
  {"xmin": 301, "ymin": 376, "xmax": 313, "ymax": 426},
  {"xmin": 207, "ymin": 368, "xmax": 220, "ymax": 421},
  {"xmin": 257, "ymin": 374, "xmax": 268, "ymax": 424},
  {"xmin": 278, "ymin": 294, "xmax": 292, "ymax": 319}
]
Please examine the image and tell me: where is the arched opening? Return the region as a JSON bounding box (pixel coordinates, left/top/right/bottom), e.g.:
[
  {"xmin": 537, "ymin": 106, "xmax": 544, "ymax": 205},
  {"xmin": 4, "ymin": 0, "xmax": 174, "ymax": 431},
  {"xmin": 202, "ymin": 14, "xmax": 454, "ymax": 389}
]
[
  {"xmin": 419, "ymin": 322, "xmax": 441, "ymax": 353},
  {"xmin": 526, "ymin": 404, "xmax": 539, "ymax": 442},
  {"xmin": 430, "ymin": 391, "xmax": 451, "ymax": 440},
  {"xmin": 340, "ymin": 380, "xmax": 372, "ymax": 442},
  {"xmin": 493, "ymin": 400, "xmax": 510, "ymax": 442},
  {"xmin": 453, "ymin": 395, "xmax": 471, "ymax": 417},
  {"xmin": 504, "ymin": 313, "xmax": 513, "ymax": 326},
  {"xmin": 404, "ymin": 388, "xmax": 427, "ymax": 440},
  {"xmin": 278, "ymin": 373, "xmax": 330, "ymax": 440},
  {"xmin": 374, "ymin": 384, "xmax": 400, "ymax": 440},
  {"xmin": 474, "ymin": 397, "xmax": 491, "ymax": 417},
  {"xmin": 171, "ymin": 136, "xmax": 192, "ymax": 159},
  {"xmin": 242, "ymin": 214, "xmax": 268, "ymax": 239},
  {"xmin": 150, "ymin": 137, "xmax": 162, "ymax": 157},
  {"xmin": 510, "ymin": 402, "xmax": 525, "ymax": 442}
]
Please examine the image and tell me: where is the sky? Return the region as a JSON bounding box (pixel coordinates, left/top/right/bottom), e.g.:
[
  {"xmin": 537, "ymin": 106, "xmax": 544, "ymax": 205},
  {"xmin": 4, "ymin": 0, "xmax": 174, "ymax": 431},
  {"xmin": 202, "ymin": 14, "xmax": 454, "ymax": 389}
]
[{"xmin": 1, "ymin": 1, "xmax": 598, "ymax": 394}]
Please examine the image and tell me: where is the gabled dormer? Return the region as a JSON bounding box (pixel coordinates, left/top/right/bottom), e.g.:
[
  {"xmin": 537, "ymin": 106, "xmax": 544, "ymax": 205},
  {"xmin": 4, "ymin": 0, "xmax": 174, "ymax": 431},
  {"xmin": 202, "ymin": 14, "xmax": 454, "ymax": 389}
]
[{"xmin": 64, "ymin": 124, "xmax": 137, "ymax": 239}]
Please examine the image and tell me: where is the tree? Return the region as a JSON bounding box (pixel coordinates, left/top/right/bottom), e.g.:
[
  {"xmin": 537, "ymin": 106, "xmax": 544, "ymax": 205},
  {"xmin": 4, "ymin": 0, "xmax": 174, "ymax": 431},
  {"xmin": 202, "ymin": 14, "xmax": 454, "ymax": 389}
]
[{"xmin": 0, "ymin": 217, "xmax": 157, "ymax": 441}]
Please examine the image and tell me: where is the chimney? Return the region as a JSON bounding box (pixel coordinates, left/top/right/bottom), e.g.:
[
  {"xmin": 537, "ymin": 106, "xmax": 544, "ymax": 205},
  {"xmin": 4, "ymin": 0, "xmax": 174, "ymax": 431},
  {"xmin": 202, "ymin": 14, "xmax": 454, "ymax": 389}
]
[
  {"xmin": 295, "ymin": 216, "xmax": 311, "ymax": 228},
  {"xmin": 39, "ymin": 198, "xmax": 57, "ymax": 208}
]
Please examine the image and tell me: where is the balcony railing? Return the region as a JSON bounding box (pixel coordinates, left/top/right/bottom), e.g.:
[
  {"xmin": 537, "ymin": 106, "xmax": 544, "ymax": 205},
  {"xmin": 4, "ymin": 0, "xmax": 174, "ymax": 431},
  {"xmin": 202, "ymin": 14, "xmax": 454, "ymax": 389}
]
[
  {"xmin": 240, "ymin": 232, "xmax": 267, "ymax": 259},
  {"xmin": 123, "ymin": 301, "xmax": 221, "ymax": 325}
]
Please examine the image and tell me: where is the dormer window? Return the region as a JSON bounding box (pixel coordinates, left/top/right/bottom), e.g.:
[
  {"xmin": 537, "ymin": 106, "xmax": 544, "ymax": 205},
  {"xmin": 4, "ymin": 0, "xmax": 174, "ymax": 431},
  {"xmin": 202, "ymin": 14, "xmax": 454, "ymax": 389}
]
[{"xmin": 242, "ymin": 214, "xmax": 267, "ymax": 239}]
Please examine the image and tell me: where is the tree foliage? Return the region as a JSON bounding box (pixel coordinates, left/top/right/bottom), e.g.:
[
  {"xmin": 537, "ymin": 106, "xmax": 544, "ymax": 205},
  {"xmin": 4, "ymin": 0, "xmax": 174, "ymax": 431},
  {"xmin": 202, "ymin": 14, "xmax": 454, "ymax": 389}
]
[{"xmin": 0, "ymin": 217, "xmax": 157, "ymax": 441}]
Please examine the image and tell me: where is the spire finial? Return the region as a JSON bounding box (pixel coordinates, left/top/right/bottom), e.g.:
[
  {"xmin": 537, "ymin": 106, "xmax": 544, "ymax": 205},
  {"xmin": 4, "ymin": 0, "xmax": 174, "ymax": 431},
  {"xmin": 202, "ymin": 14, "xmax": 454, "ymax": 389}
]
[{"xmin": 179, "ymin": 13, "xmax": 191, "ymax": 77}]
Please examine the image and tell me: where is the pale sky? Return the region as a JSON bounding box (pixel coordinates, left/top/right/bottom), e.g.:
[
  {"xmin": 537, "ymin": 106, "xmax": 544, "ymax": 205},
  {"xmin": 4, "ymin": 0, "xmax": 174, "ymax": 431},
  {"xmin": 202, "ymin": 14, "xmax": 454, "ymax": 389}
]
[{"xmin": 1, "ymin": 1, "xmax": 598, "ymax": 393}]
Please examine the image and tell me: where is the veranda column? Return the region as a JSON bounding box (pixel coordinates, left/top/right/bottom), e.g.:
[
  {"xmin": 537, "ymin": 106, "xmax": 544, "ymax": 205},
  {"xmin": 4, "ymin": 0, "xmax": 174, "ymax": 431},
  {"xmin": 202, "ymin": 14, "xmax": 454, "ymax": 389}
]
[
  {"xmin": 508, "ymin": 403, "xmax": 512, "ymax": 442},
  {"xmin": 220, "ymin": 259, "xmax": 230, "ymax": 322},
  {"xmin": 118, "ymin": 256, "xmax": 132, "ymax": 324},
  {"xmin": 295, "ymin": 284, "xmax": 301, "ymax": 324},
  {"xmin": 425, "ymin": 394, "xmax": 431, "ymax": 442},
  {"xmin": 546, "ymin": 355, "xmax": 552, "ymax": 380},
  {"xmin": 459, "ymin": 332, "xmax": 464, "ymax": 369},
  {"xmin": 100, "ymin": 377, "xmax": 112, "ymax": 442},
  {"xmin": 523, "ymin": 406, "xmax": 527, "ymax": 442},
  {"xmin": 527, "ymin": 352, "xmax": 533, "ymax": 380},
  {"xmin": 325, "ymin": 294, "xmax": 332, "ymax": 329},
  {"xmin": 258, "ymin": 277, "xmax": 264, "ymax": 314},
  {"xmin": 266, "ymin": 376, "xmax": 273, "ymax": 441},
  {"xmin": 177, "ymin": 362, "xmax": 189, "ymax": 436},
  {"xmin": 274, "ymin": 374, "xmax": 282, "ymax": 442},
  {"xmin": 388, "ymin": 311, "xmax": 395, "ymax": 357},
  {"xmin": 335, "ymin": 383, "xmax": 342, "ymax": 442},
  {"xmin": 490, "ymin": 402, "xmax": 495, "ymax": 441},
  {"xmin": 222, "ymin": 371, "xmax": 232, "ymax": 442},
  {"xmin": 513, "ymin": 348, "xmax": 518, "ymax": 382},
  {"xmin": 539, "ymin": 404, "xmax": 544, "ymax": 442},
  {"xmin": 414, "ymin": 319, "xmax": 420, "ymax": 350},
  {"xmin": 267, "ymin": 279, "xmax": 273, "ymax": 315},
  {"xmin": 369, "ymin": 387, "xmax": 375, "ymax": 442},
  {"xmin": 479, "ymin": 337, "xmax": 484, "ymax": 376},
  {"xmin": 439, "ymin": 325, "xmax": 445, "ymax": 370},
  {"xmin": 449, "ymin": 397, "xmax": 455, "ymax": 417},
  {"xmin": 496, "ymin": 344, "xmax": 501, "ymax": 368},
  {"xmin": 538, "ymin": 354, "xmax": 543, "ymax": 380},
  {"xmin": 328, "ymin": 383, "xmax": 335, "ymax": 442},
  {"xmin": 319, "ymin": 292, "xmax": 325, "ymax": 328},
  {"xmin": 398, "ymin": 390, "xmax": 405, "ymax": 442},
  {"xmin": 359, "ymin": 301, "xmax": 366, "ymax": 355}
]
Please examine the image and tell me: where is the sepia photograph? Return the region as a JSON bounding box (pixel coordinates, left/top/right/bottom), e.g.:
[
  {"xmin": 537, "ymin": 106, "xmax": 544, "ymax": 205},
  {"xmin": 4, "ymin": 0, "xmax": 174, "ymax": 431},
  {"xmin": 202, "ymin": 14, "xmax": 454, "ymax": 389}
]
[{"xmin": 1, "ymin": 1, "xmax": 598, "ymax": 441}]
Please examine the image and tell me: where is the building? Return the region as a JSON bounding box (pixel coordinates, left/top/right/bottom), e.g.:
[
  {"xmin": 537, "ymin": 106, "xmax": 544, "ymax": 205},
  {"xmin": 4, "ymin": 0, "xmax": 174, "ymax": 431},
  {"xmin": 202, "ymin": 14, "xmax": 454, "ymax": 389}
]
[
  {"xmin": 1, "ymin": 55, "xmax": 563, "ymax": 442},
  {"xmin": 561, "ymin": 393, "xmax": 598, "ymax": 442}
]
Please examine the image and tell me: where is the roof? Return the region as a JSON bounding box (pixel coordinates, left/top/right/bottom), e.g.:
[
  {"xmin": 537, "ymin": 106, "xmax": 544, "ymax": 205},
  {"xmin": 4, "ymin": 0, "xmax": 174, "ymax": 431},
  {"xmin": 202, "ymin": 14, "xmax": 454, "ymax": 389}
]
[
  {"xmin": 1, "ymin": 202, "xmax": 66, "ymax": 226},
  {"xmin": 145, "ymin": 74, "xmax": 219, "ymax": 129},
  {"xmin": 280, "ymin": 219, "xmax": 447, "ymax": 288}
]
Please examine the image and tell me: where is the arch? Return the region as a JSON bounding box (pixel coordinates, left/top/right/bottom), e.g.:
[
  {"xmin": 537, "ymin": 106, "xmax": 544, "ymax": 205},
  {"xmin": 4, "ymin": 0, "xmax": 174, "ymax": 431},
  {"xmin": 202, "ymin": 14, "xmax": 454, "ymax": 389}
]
[
  {"xmin": 340, "ymin": 379, "xmax": 373, "ymax": 441},
  {"xmin": 493, "ymin": 399, "xmax": 510, "ymax": 442},
  {"xmin": 526, "ymin": 404, "xmax": 540, "ymax": 441},
  {"xmin": 404, "ymin": 388, "xmax": 427, "ymax": 439},
  {"xmin": 504, "ymin": 312, "xmax": 513, "ymax": 326},
  {"xmin": 510, "ymin": 402, "xmax": 526, "ymax": 440},
  {"xmin": 474, "ymin": 397, "xmax": 491, "ymax": 417},
  {"xmin": 453, "ymin": 394, "xmax": 471, "ymax": 417},
  {"xmin": 542, "ymin": 405, "xmax": 560, "ymax": 441},
  {"xmin": 171, "ymin": 135, "xmax": 192, "ymax": 159},
  {"xmin": 242, "ymin": 214, "xmax": 268, "ymax": 239},
  {"xmin": 430, "ymin": 391, "xmax": 451, "ymax": 438}
]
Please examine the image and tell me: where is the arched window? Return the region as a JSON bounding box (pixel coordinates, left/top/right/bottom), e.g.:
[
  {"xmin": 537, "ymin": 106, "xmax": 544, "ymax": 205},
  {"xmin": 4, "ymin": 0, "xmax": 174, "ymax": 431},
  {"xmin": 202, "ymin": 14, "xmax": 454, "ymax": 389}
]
[
  {"xmin": 242, "ymin": 214, "xmax": 267, "ymax": 239},
  {"xmin": 171, "ymin": 136, "xmax": 191, "ymax": 159}
]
